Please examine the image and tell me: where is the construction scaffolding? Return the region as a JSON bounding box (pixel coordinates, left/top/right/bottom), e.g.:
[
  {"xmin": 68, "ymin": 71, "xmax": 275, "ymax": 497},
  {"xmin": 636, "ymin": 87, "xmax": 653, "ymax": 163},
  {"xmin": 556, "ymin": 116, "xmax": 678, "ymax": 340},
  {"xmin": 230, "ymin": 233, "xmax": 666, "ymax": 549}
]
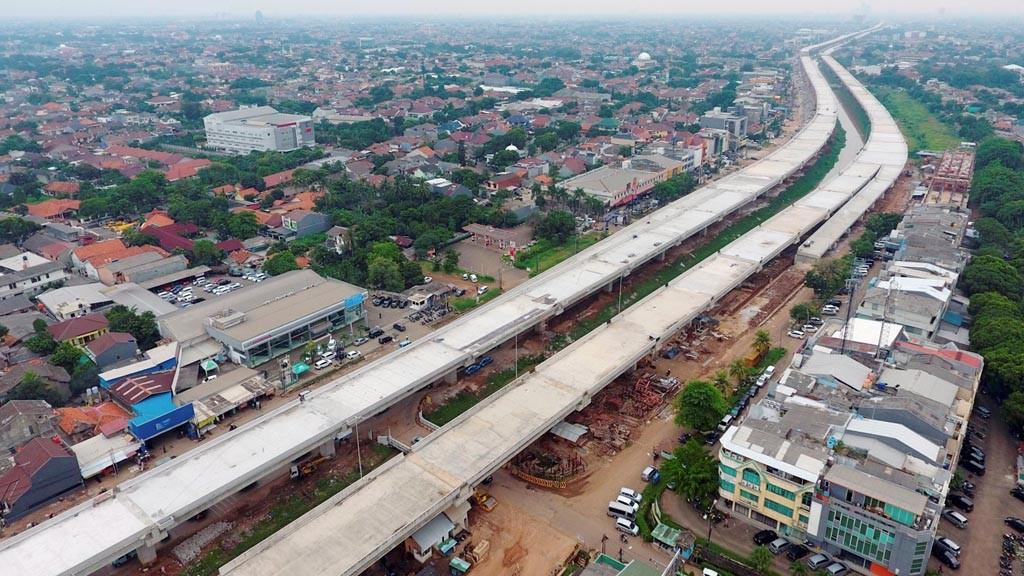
[{"xmin": 925, "ymin": 148, "xmax": 974, "ymax": 207}]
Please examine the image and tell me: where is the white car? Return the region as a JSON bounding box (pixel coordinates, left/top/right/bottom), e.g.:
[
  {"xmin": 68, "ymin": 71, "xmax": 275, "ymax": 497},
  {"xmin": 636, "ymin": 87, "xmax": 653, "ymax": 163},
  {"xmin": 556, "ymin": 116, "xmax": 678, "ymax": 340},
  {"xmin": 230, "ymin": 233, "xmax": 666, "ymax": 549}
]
[
  {"xmin": 477, "ymin": 286, "xmax": 488, "ymax": 295},
  {"xmin": 157, "ymin": 291, "xmax": 173, "ymax": 300},
  {"xmin": 787, "ymin": 329, "xmax": 806, "ymax": 339},
  {"xmin": 802, "ymin": 324, "xmax": 818, "ymax": 333},
  {"xmin": 227, "ymin": 283, "xmax": 242, "ymax": 291},
  {"xmin": 422, "ymin": 276, "xmax": 433, "ymax": 284},
  {"xmin": 345, "ymin": 350, "xmax": 362, "ymax": 361},
  {"xmin": 615, "ymin": 517, "xmax": 639, "ymax": 536},
  {"xmin": 619, "ymin": 487, "xmax": 642, "ymax": 503},
  {"xmin": 212, "ymin": 286, "xmax": 230, "ymax": 295},
  {"xmin": 314, "ymin": 358, "xmax": 332, "ymax": 370},
  {"xmin": 320, "ymin": 350, "xmax": 336, "ymax": 361}
]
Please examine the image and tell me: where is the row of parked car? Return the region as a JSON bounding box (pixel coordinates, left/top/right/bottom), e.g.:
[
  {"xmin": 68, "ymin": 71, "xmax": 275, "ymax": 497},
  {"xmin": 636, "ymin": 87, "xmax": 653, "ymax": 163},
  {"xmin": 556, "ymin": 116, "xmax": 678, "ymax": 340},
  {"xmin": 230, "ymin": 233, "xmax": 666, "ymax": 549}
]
[
  {"xmin": 753, "ymin": 529, "xmax": 849, "ymax": 574},
  {"xmin": 372, "ymin": 295, "xmax": 409, "ymax": 309},
  {"xmin": 606, "ymin": 486, "xmax": 644, "ymax": 536}
]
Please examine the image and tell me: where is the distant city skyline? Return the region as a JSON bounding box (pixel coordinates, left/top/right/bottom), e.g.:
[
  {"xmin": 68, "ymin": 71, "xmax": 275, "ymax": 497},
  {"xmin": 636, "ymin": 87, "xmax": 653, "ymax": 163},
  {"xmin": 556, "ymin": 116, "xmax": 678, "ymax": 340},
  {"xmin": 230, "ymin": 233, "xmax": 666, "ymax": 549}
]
[{"xmin": 8, "ymin": 0, "xmax": 1024, "ymax": 19}]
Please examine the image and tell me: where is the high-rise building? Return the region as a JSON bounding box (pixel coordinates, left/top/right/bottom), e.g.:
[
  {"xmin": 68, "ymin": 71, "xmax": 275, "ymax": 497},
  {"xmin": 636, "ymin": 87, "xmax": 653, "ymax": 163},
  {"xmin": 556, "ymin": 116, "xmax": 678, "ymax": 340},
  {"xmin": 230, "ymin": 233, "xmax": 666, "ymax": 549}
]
[{"xmin": 203, "ymin": 106, "xmax": 315, "ymax": 154}]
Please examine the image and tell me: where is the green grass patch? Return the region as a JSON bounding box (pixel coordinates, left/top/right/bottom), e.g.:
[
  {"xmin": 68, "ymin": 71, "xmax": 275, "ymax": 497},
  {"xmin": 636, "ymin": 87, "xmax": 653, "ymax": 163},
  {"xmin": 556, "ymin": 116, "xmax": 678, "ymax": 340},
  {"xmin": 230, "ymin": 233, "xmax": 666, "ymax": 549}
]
[
  {"xmin": 559, "ymin": 125, "xmax": 845, "ymax": 348},
  {"xmin": 514, "ymin": 233, "xmax": 606, "ymax": 276},
  {"xmin": 451, "ymin": 287, "xmax": 502, "ymax": 312},
  {"xmin": 423, "ymin": 354, "xmax": 546, "ymax": 427},
  {"xmin": 875, "ymin": 88, "xmax": 959, "ymax": 154},
  {"xmin": 181, "ymin": 444, "xmax": 397, "ymax": 576}
]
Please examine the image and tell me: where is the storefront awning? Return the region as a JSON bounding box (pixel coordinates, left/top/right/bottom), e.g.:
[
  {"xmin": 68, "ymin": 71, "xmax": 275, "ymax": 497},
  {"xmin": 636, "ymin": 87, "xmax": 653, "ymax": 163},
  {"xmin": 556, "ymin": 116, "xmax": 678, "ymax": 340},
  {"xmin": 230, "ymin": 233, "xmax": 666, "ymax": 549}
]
[
  {"xmin": 292, "ymin": 362, "xmax": 310, "ymax": 376},
  {"xmin": 201, "ymin": 359, "xmax": 219, "ymax": 372}
]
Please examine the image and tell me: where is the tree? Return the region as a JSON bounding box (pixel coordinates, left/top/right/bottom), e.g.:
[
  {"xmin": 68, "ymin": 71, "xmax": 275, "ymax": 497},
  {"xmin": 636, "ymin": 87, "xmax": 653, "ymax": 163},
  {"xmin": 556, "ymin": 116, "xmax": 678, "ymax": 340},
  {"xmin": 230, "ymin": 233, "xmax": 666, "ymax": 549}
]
[
  {"xmin": 32, "ymin": 318, "xmax": 48, "ymax": 333},
  {"xmin": 227, "ymin": 211, "xmax": 261, "ymax": 240},
  {"xmin": 673, "ymin": 380, "xmax": 727, "ymax": 431},
  {"xmin": 443, "ymin": 249, "xmax": 460, "ymax": 273},
  {"xmin": 0, "ymin": 324, "xmax": 7, "ymax": 339},
  {"xmin": 790, "ymin": 560, "xmax": 810, "ymax": 576},
  {"xmin": 729, "ymin": 358, "xmax": 752, "ymax": 387},
  {"xmin": 749, "ymin": 546, "xmax": 774, "ymax": 574},
  {"xmin": 753, "ymin": 330, "xmax": 772, "ymax": 357},
  {"xmin": 712, "ymin": 370, "xmax": 730, "ymax": 394},
  {"xmin": 662, "ymin": 439, "xmax": 719, "ymax": 506},
  {"xmin": 790, "ymin": 302, "xmax": 816, "ymax": 324},
  {"xmin": 69, "ymin": 363, "xmax": 100, "ymax": 396},
  {"xmin": 976, "ymin": 137, "xmax": 1024, "ymax": 171},
  {"xmin": 1004, "ymin": 390, "xmax": 1024, "ymax": 433},
  {"xmin": 8, "ymin": 372, "xmax": 68, "ymax": 407},
  {"xmin": 960, "ymin": 255, "xmax": 1024, "ymax": 299},
  {"xmin": 264, "ymin": 251, "xmax": 300, "ymax": 276},
  {"xmin": 400, "ymin": 259, "xmax": 424, "ymax": 288},
  {"xmin": 24, "ymin": 331, "xmax": 57, "ymax": 354},
  {"xmin": 50, "ymin": 341, "xmax": 83, "ymax": 373},
  {"xmin": 367, "ymin": 257, "xmax": 403, "ymax": 291},
  {"xmin": 536, "ymin": 210, "xmax": 576, "ymax": 245},
  {"xmin": 190, "ymin": 239, "xmax": 224, "ymax": 267},
  {"xmin": 105, "ymin": 305, "xmax": 161, "ymax": 349}
]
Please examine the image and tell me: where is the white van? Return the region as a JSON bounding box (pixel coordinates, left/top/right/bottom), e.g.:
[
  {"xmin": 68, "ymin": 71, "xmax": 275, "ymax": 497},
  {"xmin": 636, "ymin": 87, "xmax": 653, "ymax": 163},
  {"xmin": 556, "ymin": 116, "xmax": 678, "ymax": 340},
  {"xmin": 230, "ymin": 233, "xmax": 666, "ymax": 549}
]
[
  {"xmin": 716, "ymin": 414, "xmax": 735, "ymax": 433},
  {"xmin": 619, "ymin": 487, "xmax": 642, "ymax": 503},
  {"xmin": 615, "ymin": 494, "xmax": 640, "ymax": 513},
  {"xmin": 942, "ymin": 509, "xmax": 968, "ymax": 528},
  {"xmin": 607, "ymin": 501, "xmax": 635, "ymax": 520},
  {"xmin": 615, "ymin": 517, "xmax": 639, "ymax": 536}
]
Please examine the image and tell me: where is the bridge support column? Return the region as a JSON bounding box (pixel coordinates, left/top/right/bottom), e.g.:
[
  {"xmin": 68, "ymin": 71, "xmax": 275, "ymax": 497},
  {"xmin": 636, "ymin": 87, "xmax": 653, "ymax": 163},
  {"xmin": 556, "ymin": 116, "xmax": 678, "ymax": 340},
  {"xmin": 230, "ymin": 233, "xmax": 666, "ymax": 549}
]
[
  {"xmin": 319, "ymin": 439, "xmax": 336, "ymax": 458},
  {"xmin": 604, "ymin": 281, "xmax": 614, "ymax": 293},
  {"xmin": 136, "ymin": 543, "xmax": 157, "ymax": 565},
  {"xmin": 445, "ymin": 370, "xmax": 458, "ymax": 385},
  {"xmin": 535, "ymin": 320, "xmax": 547, "ymax": 335},
  {"xmin": 657, "ymin": 251, "xmax": 666, "ymax": 262}
]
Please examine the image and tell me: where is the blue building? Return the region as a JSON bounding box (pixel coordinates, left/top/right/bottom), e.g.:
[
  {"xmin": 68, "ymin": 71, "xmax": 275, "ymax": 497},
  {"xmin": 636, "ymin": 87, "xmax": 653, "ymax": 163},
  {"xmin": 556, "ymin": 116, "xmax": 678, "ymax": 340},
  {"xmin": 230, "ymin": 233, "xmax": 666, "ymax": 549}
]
[{"xmin": 108, "ymin": 371, "xmax": 194, "ymax": 442}]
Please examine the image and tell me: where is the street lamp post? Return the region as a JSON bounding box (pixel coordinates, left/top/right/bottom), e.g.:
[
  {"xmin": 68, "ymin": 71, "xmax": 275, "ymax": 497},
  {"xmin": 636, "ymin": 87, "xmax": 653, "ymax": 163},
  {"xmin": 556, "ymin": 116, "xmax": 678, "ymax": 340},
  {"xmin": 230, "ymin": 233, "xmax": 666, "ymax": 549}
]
[{"xmin": 706, "ymin": 498, "xmax": 719, "ymax": 545}]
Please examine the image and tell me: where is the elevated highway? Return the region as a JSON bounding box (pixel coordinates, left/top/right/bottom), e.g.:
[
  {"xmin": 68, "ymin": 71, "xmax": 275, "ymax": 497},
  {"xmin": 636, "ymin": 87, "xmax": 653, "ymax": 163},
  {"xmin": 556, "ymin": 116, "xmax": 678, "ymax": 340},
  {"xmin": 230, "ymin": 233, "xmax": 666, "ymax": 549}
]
[
  {"xmin": 217, "ymin": 29, "xmax": 907, "ymax": 576},
  {"xmin": 0, "ymin": 27, "xmax": 850, "ymax": 576}
]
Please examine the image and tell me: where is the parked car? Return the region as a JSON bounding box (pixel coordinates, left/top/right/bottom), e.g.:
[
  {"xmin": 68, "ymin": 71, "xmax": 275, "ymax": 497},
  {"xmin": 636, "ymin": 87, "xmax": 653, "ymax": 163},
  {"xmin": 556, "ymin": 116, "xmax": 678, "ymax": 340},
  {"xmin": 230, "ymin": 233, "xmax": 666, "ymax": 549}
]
[
  {"xmin": 768, "ymin": 538, "xmax": 790, "ymax": 555},
  {"xmin": 478, "ymin": 355, "xmax": 493, "ymax": 367},
  {"xmin": 962, "ymin": 458, "xmax": 986, "ymax": 476},
  {"xmin": 319, "ymin": 350, "xmax": 336, "ymax": 361},
  {"xmin": 314, "ymin": 358, "xmax": 332, "ymax": 370},
  {"xmin": 932, "ymin": 547, "xmax": 960, "ymax": 570},
  {"xmin": 378, "ymin": 335, "xmax": 394, "ymax": 345},
  {"xmin": 1011, "ymin": 487, "xmax": 1024, "ymax": 503},
  {"xmin": 353, "ymin": 337, "xmax": 369, "ymax": 346},
  {"xmin": 786, "ymin": 545, "xmax": 810, "ymax": 561},
  {"xmin": 393, "ymin": 322, "xmax": 406, "ymax": 332},
  {"xmin": 976, "ymin": 406, "xmax": 991, "ymax": 419},
  {"xmin": 943, "ymin": 509, "xmax": 968, "ymax": 528},
  {"xmin": 787, "ymin": 329, "xmax": 806, "ymax": 339},
  {"xmin": 948, "ymin": 493, "xmax": 973, "ymax": 513},
  {"xmin": 934, "ymin": 536, "xmax": 961, "ymax": 557},
  {"xmin": 1006, "ymin": 516, "xmax": 1024, "ymax": 533},
  {"xmin": 807, "ymin": 553, "xmax": 830, "ymax": 570},
  {"xmin": 824, "ymin": 562, "xmax": 848, "ymax": 576},
  {"xmin": 615, "ymin": 517, "xmax": 639, "ymax": 536},
  {"xmin": 753, "ymin": 529, "xmax": 778, "ymax": 546},
  {"xmin": 464, "ymin": 364, "xmax": 482, "ymax": 376},
  {"xmin": 345, "ymin": 350, "xmax": 362, "ymax": 361},
  {"xmin": 619, "ymin": 487, "xmax": 642, "ymax": 504},
  {"xmin": 661, "ymin": 346, "xmax": 681, "ymax": 359},
  {"xmin": 398, "ymin": 338, "xmax": 412, "ymax": 348},
  {"xmin": 477, "ymin": 286, "xmax": 488, "ymax": 295},
  {"xmin": 641, "ymin": 466, "xmax": 660, "ymax": 483},
  {"xmin": 368, "ymin": 327, "xmax": 384, "ymax": 338}
]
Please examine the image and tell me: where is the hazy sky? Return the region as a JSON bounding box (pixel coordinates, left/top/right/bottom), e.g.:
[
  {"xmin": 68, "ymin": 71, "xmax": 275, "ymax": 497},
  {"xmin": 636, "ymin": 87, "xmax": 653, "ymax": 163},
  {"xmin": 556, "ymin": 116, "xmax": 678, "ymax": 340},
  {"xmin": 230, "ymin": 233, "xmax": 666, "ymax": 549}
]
[{"xmin": 9, "ymin": 0, "xmax": 1024, "ymax": 19}]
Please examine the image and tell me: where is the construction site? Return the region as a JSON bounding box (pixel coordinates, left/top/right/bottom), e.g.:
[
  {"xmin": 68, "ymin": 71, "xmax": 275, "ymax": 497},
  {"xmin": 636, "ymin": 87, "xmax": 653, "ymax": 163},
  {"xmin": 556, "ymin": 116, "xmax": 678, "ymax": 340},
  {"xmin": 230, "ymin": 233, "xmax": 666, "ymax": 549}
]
[{"xmin": 922, "ymin": 147, "xmax": 975, "ymax": 207}]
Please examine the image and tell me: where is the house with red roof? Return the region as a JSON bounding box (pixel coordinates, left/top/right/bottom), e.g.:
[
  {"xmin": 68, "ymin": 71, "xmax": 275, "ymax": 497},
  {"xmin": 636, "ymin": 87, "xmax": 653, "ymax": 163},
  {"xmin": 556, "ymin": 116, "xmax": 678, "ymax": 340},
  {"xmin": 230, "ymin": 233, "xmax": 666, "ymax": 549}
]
[
  {"xmin": 25, "ymin": 199, "xmax": 80, "ymax": 220},
  {"xmin": 55, "ymin": 402, "xmax": 131, "ymax": 443},
  {"xmin": 85, "ymin": 332, "xmax": 139, "ymax": 370},
  {"xmin": 0, "ymin": 437, "xmax": 82, "ymax": 520},
  {"xmin": 43, "ymin": 181, "xmax": 80, "ymax": 197},
  {"xmin": 47, "ymin": 313, "xmax": 109, "ymax": 346},
  {"xmin": 164, "ymin": 158, "xmax": 212, "ymax": 182},
  {"xmin": 263, "ymin": 169, "xmax": 296, "ymax": 189}
]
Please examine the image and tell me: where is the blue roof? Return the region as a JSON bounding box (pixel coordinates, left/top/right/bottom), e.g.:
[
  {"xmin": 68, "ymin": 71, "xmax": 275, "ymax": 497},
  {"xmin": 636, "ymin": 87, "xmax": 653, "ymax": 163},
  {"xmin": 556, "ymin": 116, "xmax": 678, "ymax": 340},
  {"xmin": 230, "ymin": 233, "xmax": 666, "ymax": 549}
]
[{"xmin": 130, "ymin": 393, "xmax": 177, "ymax": 427}]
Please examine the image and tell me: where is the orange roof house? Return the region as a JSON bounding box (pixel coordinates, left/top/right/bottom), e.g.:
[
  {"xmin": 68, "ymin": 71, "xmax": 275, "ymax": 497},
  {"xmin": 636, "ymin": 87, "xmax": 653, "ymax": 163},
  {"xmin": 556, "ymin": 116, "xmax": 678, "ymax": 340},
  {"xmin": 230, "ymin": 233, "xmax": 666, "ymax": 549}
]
[
  {"xmin": 26, "ymin": 199, "xmax": 80, "ymax": 220},
  {"xmin": 164, "ymin": 159, "xmax": 212, "ymax": 182},
  {"xmin": 43, "ymin": 181, "xmax": 81, "ymax": 196},
  {"xmin": 140, "ymin": 210, "xmax": 175, "ymax": 230},
  {"xmin": 56, "ymin": 402, "xmax": 131, "ymax": 441}
]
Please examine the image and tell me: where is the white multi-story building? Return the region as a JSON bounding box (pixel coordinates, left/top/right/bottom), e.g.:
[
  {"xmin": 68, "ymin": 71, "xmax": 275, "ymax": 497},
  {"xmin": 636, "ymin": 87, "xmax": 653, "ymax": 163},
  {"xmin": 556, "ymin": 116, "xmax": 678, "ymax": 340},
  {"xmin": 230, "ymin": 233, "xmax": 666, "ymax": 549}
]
[{"xmin": 203, "ymin": 106, "xmax": 315, "ymax": 154}]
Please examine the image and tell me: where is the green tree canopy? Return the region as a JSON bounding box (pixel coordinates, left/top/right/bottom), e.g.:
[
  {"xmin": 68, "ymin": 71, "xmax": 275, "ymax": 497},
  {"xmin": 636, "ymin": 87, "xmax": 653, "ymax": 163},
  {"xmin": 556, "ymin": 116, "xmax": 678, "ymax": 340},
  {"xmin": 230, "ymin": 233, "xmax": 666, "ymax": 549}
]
[
  {"xmin": 105, "ymin": 305, "xmax": 161, "ymax": 350},
  {"xmin": 536, "ymin": 210, "xmax": 576, "ymax": 245},
  {"xmin": 673, "ymin": 380, "xmax": 727, "ymax": 431},
  {"xmin": 662, "ymin": 439, "xmax": 719, "ymax": 507},
  {"xmin": 960, "ymin": 255, "xmax": 1024, "ymax": 299},
  {"xmin": 264, "ymin": 251, "xmax": 300, "ymax": 276}
]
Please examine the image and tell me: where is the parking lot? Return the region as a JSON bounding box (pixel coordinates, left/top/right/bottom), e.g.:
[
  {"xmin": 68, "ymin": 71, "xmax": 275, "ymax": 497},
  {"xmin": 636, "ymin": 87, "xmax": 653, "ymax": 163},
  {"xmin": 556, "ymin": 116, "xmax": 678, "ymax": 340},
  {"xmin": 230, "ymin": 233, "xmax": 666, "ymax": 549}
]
[{"xmin": 937, "ymin": 397, "xmax": 1023, "ymax": 575}]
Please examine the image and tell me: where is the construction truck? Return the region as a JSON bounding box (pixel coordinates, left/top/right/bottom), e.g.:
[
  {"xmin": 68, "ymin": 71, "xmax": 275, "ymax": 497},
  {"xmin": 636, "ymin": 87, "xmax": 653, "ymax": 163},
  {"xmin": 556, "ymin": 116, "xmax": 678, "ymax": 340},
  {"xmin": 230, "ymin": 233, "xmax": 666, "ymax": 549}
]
[
  {"xmin": 464, "ymin": 540, "xmax": 490, "ymax": 564},
  {"xmin": 473, "ymin": 488, "xmax": 497, "ymax": 512},
  {"xmin": 290, "ymin": 455, "xmax": 329, "ymax": 480}
]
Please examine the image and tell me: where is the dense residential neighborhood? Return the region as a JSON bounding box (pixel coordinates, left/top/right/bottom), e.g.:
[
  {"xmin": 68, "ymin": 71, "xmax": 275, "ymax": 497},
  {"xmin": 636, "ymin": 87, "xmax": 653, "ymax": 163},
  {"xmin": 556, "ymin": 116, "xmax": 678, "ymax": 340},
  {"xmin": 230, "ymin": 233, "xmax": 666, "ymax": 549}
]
[{"xmin": 0, "ymin": 8, "xmax": 1021, "ymax": 576}]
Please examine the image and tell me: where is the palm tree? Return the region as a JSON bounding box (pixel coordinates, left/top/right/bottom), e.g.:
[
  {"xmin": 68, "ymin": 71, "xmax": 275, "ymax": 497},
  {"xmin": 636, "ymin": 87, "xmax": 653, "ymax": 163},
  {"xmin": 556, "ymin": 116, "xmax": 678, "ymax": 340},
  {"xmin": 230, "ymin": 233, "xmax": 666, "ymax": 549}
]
[
  {"xmin": 712, "ymin": 370, "xmax": 730, "ymax": 394},
  {"xmin": 729, "ymin": 358, "xmax": 752, "ymax": 387},
  {"xmin": 753, "ymin": 329, "xmax": 772, "ymax": 357}
]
